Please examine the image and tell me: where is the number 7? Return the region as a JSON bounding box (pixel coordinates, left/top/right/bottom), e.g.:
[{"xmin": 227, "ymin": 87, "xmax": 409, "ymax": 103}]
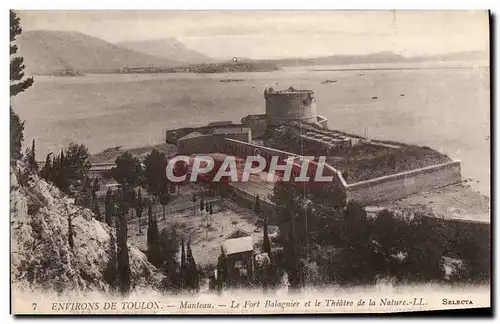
[{"xmin": 32, "ymin": 303, "xmax": 37, "ymax": 311}]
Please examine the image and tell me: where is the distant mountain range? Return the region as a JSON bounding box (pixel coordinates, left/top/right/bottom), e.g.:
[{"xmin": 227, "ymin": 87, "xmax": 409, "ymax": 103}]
[
  {"xmin": 16, "ymin": 30, "xmax": 181, "ymax": 75},
  {"xmin": 256, "ymin": 50, "xmax": 489, "ymax": 67},
  {"xmin": 116, "ymin": 38, "xmax": 215, "ymax": 65},
  {"xmin": 15, "ymin": 30, "xmax": 488, "ymax": 75}
]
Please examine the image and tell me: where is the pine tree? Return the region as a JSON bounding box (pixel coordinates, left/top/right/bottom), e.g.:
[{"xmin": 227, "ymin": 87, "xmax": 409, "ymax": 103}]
[
  {"xmin": 10, "ymin": 108, "xmax": 24, "ymax": 163},
  {"xmin": 10, "ymin": 10, "xmax": 34, "ymax": 164}
]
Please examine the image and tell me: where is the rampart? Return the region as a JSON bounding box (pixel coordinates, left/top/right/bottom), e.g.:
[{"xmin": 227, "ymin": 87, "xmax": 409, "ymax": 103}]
[
  {"xmin": 166, "ymin": 123, "xmax": 249, "ymax": 144},
  {"xmin": 223, "ymin": 138, "xmax": 346, "ymax": 188},
  {"xmin": 345, "ymin": 160, "xmax": 462, "ymax": 205}
]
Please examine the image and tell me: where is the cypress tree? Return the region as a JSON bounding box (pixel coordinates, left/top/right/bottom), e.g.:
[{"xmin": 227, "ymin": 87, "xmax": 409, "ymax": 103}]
[
  {"xmin": 42, "ymin": 153, "xmax": 52, "ymax": 181},
  {"xmin": 181, "ymin": 237, "xmax": 187, "ymax": 288},
  {"xmin": 186, "ymin": 242, "xmax": 200, "ymax": 291},
  {"xmin": 263, "ymin": 218, "xmax": 271, "ymax": 255},
  {"xmin": 136, "ymin": 188, "xmax": 143, "ymax": 233},
  {"xmin": 146, "ymin": 199, "xmax": 161, "ymax": 267},
  {"xmin": 92, "ymin": 189, "xmax": 102, "ymax": 221},
  {"xmin": 104, "ymin": 188, "xmax": 114, "ymax": 227},
  {"xmin": 200, "ymin": 196, "xmax": 205, "ymax": 212},
  {"xmin": 147, "ymin": 199, "xmax": 155, "ymax": 246},
  {"xmin": 116, "ymin": 197, "xmax": 130, "ymax": 295},
  {"xmin": 255, "ymin": 194, "xmax": 261, "ymax": 216},
  {"xmin": 68, "ymin": 214, "xmax": 74, "ymax": 249},
  {"xmin": 27, "ymin": 139, "xmax": 38, "ymax": 172}
]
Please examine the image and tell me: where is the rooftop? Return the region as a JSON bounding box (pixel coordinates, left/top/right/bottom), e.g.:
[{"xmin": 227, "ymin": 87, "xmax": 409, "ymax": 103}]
[{"xmin": 222, "ymin": 236, "xmax": 254, "ymax": 255}]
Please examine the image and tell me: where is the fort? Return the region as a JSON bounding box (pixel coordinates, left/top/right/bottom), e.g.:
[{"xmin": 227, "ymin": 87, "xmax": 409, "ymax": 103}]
[{"xmin": 164, "ymin": 87, "xmax": 488, "ymax": 227}]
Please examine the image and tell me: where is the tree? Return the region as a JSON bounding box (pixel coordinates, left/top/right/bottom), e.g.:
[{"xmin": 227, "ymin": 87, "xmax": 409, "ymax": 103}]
[
  {"xmin": 75, "ymin": 177, "xmax": 93, "ymax": 209},
  {"xmin": 65, "ymin": 142, "xmax": 91, "ymax": 188},
  {"xmin": 41, "ymin": 153, "xmax": 53, "ymax": 181},
  {"xmin": 136, "ymin": 188, "xmax": 144, "ymax": 233},
  {"xmin": 10, "ymin": 10, "xmax": 34, "ymax": 97},
  {"xmin": 116, "ymin": 197, "xmax": 131, "ymax": 295},
  {"xmin": 181, "ymin": 237, "xmax": 187, "ymax": 273},
  {"xmin": 263, "ymin": 218, "xmax": 271, "ymax": 255},
  {"xmin": 147, "ymin": 199, "xmax": 158, "ymax": 247},
  {"xmin": 255, "ymin": 194, "xmax": 261, "ymax": 216},
  {"xmin": 104, "ymin": 188, "xmax": 114, "ymax": 227},
  {"xmin": 185, "ymin": 242, "xmax": 200, "ymax": 291},
  {"xmin": 112, "ymin": 152, "xmax": 141, "ymax": 187},
  {"xmin": 400, "ymin": 215, "xmax": 447, "ymax": 283},
  {"xmin": 68, "ymin": 214, "xmax": 74, "ymax": 250},
  {"xmin": 10, "ymin": 10, "xmax": 34, "ymax": 163},
  {"xmin": 91, "ymin": 189, "xmax": 102, "ymax": 221},
  {"xmin": 26, "ymin": 139, "xmax": 38, "ymax": 172},
  {"xmin": 10, "ymin": 108, "xmax": 25, "ymax": 163},
  {"xmin": 192, "ymin": 194, "xmax": 197, "ymax": 216},
  {"xmin": 144, "ymin": 149, "xmax": 166, "ymax": 196},
  {"xmin": 200, "ymin": 196, "xmax": 205, "ymax": 212},
  {"xmin": 157, "ymin": 228, "xmax": 181, "ymax": 291},
  {"xmin": 103, "ymin": 230, "xmax": 118, "ymax": 290},
  {"xmin": 216, "ymin": 247, "xmax": 228, "ymax": 291},
  {"xmin": 159, "ymin": 180, "xmax": 171, "ymax": 220}
]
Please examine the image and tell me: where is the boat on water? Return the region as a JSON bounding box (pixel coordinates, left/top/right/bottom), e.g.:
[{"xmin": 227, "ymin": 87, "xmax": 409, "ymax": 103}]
[
  {"xmin": 321, "ymin": 79, "xmax": 337, "ymax": 84},
  {"xmin": 220, "ymin": 78, "xmax": 244, "ymax": 83}
]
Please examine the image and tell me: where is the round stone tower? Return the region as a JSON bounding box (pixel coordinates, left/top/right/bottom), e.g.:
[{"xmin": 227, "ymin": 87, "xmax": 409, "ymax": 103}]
[{"xmin": 264, "ymin": 87, "xmax": 318, "ymax": 125}]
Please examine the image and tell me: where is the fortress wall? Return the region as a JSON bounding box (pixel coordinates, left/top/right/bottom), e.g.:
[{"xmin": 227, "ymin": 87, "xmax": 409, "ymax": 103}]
[
  {"xmin": 177, "ymin": 132, "xmax": 250, "ymax": 155},
  {"xmin": 223, "ymin": 138, "xmax": 347, "ymax": 188},
  {"xmin": 265, "ymin": 91, "xmax": 317, "ymax": 124},
  {"xmin": 166, "ymin": 124, "xmax": 249, "ymax": 144},
  {"xmin": 345, "ymin": 160, "xmax": 462, "ymax": 206}
]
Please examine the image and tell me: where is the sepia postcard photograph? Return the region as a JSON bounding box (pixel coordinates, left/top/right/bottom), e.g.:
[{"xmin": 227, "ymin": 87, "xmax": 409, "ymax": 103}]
[{"xmin": 9, "ymin": 9, "xmax": 491, "ymax": 315}]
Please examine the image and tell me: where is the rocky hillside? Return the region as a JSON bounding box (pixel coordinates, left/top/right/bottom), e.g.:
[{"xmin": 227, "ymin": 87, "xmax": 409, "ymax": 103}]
[
  {"xmin": 16, "ymin": 30, "xmax": 180, "ymax": 75},
  {"xmin": 10, "ymin": 164, "xmax": 164, "ymax": 293},
  {"xmin": 117, "ymin": 37, "xmax": 215, "ymax": 65}
]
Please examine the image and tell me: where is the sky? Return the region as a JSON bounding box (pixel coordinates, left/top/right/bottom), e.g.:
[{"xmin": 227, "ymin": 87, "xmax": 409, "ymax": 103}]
[{"xmin": 18, "ymin": 10, "xmax": 490, "ymax": 60}]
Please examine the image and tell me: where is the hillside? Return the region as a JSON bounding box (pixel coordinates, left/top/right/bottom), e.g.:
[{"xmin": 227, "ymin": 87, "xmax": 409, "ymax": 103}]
[
  {"xmin": 16, "ymin": 30, "xmax": 181, "ymax": 75},
  {"xmin": 117, "ymin": 38, "xmax": 215, "ymax": 65},
  {"xmin": 10, "ymin": 163, "xmax": 164, "ymax": 293},
  {"xmin": 264, "ymin": 50, "xmax": 489, "ymax": 67}
]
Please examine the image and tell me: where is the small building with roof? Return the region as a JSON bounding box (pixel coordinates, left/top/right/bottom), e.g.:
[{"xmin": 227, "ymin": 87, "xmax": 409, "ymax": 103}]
[{"xmin": 221, "ymin": 228, "xmax": 255, "ymax": 280}]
